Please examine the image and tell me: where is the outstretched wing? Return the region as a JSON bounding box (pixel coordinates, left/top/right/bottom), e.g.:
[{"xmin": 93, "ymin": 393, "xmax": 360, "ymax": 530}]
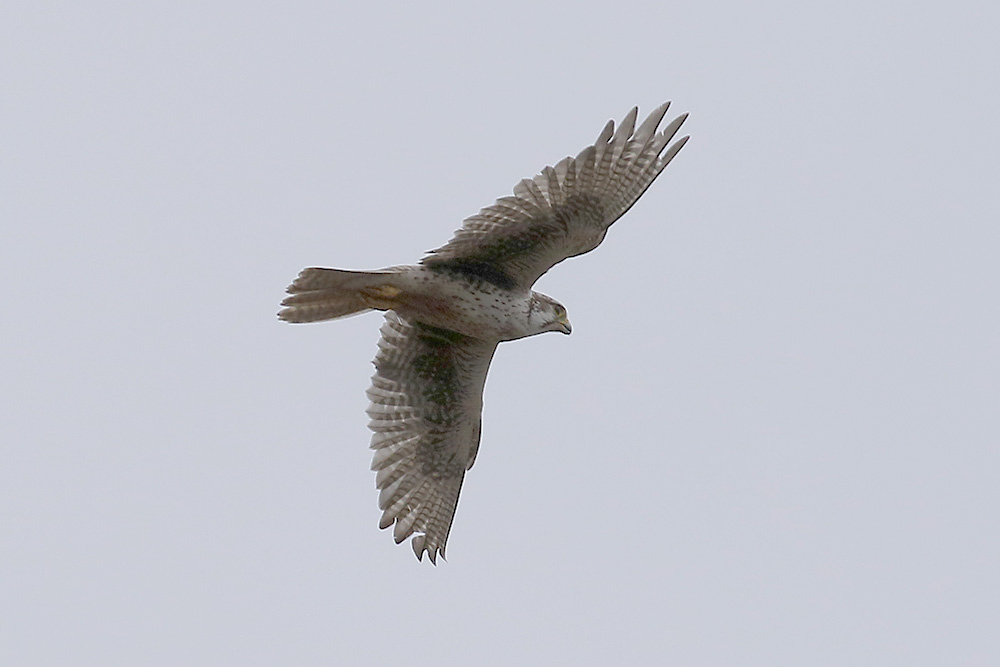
[
  {"xmin": 422, "ymin": 102, "xmax": 689, "ymax": 290},
  {"xmin": 366, "ymin": 311, "xmax": 498, "ymax": 563}
]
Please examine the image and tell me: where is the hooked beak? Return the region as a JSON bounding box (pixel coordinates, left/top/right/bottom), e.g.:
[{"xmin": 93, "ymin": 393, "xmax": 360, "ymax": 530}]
[{"xmin": 557, "ymin": 317, "xmax": 572, "ymax": 335}]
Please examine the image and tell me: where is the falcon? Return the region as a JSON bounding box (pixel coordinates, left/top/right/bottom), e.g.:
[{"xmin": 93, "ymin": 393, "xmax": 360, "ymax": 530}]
[{"xmin": 279, "ymin": 102, "xmax": 689, "ymax": 562}]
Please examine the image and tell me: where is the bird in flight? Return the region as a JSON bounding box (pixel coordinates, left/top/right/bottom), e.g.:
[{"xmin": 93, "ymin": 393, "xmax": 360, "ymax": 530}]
[{"xmin": 279, "ymin": 102, "xmax": 689, "ymax": 563}]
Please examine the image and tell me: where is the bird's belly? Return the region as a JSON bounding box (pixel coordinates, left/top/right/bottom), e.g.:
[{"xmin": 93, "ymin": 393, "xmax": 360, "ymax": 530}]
[{"xmin": 393, "ymin": 274, "xmax": 528, "ymax": 341}]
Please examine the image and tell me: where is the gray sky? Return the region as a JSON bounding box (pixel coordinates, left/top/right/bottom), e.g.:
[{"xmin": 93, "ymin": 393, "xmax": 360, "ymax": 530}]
[{"xmin": 3, "ymin": 1, "xmax": 998, "ymax": 665}]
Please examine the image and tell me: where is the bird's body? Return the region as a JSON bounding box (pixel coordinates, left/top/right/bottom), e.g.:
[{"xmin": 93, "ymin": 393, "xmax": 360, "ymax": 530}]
[
  {"xmin": 282, "ymin": 264, "xmax": 562, "ymax": 340},
  {"xmin": 280, "ymin": 102, "xmax": 689, "ymax": 562}
]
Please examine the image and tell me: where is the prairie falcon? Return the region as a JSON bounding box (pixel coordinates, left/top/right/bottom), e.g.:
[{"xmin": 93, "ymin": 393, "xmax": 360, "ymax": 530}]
[{"xmin": 279, "ymin": 102, "xmax": 689, "ymax": 562}]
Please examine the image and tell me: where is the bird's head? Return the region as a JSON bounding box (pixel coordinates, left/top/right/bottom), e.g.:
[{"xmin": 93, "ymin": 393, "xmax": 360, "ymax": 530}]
[{"xmin": 528, "ymin": 293, "xmax": 572, "ymax": 336}]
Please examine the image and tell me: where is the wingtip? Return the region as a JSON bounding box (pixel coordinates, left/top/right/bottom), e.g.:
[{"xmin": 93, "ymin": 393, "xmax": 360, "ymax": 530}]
[
  {"xmin": 595, "ymin": 118, "xmax": 615, "ymax": 146},
  {"xmin": 413, "ymin": 546, "xmax": 440, "ymax": 566},
  {"xmin": 622, "ymin": 105, "xmax": 639, "ymax": 130},
  {"xmin": 659, "ymin": 133, "xmax": 691, "ymax": 161}
]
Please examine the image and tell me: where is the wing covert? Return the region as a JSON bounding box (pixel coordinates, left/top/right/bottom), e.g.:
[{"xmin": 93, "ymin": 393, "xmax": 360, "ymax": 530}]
[{"xmin": 422, "ymin": 102, "xmax": 689, "ymax": 289}]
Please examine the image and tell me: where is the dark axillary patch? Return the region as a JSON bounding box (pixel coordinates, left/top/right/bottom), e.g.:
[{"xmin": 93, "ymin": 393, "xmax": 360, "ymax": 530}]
[
  {"xmin": 424, "ymin": 259, "xmax": 517, "ymax": 290},
  {"xmin": 423, "ymin": 221, "xmax": 557, "ymax": 290},
  {"xmin": 424, "ymin": 197, "xmax": 606, "ymax": 285},
  {"xmin": 412, "ymin": 323, "xmax": 467, "ymax": 423}
]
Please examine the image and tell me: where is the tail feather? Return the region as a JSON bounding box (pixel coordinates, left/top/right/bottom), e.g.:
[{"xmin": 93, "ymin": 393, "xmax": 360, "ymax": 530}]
[{"xmin": 278, "ymin": 267, "xmax": 399, "ymax": 323}]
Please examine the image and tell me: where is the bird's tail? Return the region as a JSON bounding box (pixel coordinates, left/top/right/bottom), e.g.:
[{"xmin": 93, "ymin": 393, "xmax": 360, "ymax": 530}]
[{"xmin": 278, "ymin": 267, "xmax": 404, "ymax": 323}]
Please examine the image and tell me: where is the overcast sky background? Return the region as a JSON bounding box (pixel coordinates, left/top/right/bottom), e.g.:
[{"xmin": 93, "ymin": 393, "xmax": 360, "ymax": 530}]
[{"xmin": 3, "ymin": 2, "xmax": 998, "ymax": 665}]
